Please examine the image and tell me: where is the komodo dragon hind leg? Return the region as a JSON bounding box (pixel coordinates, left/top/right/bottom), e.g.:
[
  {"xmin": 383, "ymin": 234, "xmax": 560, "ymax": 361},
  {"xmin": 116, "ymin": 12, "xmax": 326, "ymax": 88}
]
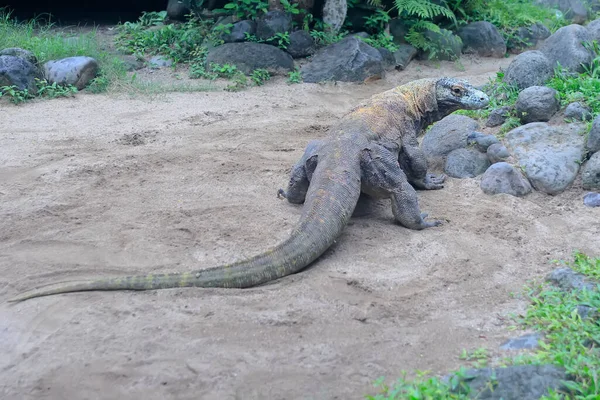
[
  {"xmin": 278, "ymin": 139, "xmax": 322, "ymax": 204},
  {"xmin": 360, "ymin": 144, "xmax": 442, "ymax": 230}
]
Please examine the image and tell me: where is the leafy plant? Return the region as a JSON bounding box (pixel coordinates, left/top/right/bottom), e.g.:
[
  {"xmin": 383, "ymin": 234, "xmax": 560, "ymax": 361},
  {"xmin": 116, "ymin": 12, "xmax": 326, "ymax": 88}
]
[
  {"xmin": 210, "ymin": 63, "xmax": 239, "ymax": 78},
  {"xmin": 224, "ymin": 72, "xmax": 248, "ymax": 92},
  {"xmin": 220, "ymin": 0, "xmax": 268, "ymax": 20},
  {"xmin": 0, "ymin": 85, "xmax": 33, "ymax": 104},
  {"xmin": 360, "ymin": 32, "xmax": 399, "ymax": 52},
  {"xmin": 137, "ymin": 10, "xmax": 168, "ymax": 27},
  {"xmin": 35, "ymin": 78, "xmax": 78, "ymax": 98},
  {"xmin": 250, "ymin": 68, "xmax": 270, "ymax": 86},
  {"xmin": 287, "ymin": 68, "xmax": 302, "ymax": 84},
  {"xmin": 364, "ymin": 9, "xmax": 391, "ymax": 33}
]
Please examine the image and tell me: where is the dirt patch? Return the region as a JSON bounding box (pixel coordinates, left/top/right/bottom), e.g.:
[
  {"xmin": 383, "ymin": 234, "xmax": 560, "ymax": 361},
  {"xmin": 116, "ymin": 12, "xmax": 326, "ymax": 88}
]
[{"xmin": 1, "ymin": 55, "xmax": 599, "ymax": 400}]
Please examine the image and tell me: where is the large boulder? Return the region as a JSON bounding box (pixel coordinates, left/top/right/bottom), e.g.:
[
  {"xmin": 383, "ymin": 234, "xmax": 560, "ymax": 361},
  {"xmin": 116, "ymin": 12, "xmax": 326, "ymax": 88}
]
[
  {"xmin": 206, "ymin": 42, "xmax": 294, "ymax": 75},
  {"xmin": 587, "ymin": 18, "xmax": 600, "ymax": 41},
  {"xmin": 300, "ymin": 36, "xmax": 384, "ymax": 83},
  {"xmin": 256, "ymin": 11, "xmax": 292, "ymax": 40},
  {"xmin": 515, "ymin": 86, "xmax": 560, "ymax": 123},
  {"xmin": 43, "ymin": 56, "xmax": 99, "ymax": 89},
  {"xmin": 480, "ymin": 162, "xmax": 533, "ymax": 197},
  {"xmin": 444, "ymin": 148, "xmax": 491, "ymax": 178},
  {"xmin": 458, "ymin": 21, "xmax": 507, "ymax": 58},
  {"xmin": 222, "ymin": 20, "xmax": 256, "ymax": 43},
  {"xmin": 487, "ymin": 143, "xmax": 511, "ymax": 164},
  {"xmin": 446, "ymin": 365, "xmax": 567, "ymax": 399},
  {"xmin": 505, "ymin": 122, "xmax": 586, "ymax": 194},
  {"xmin": 512, "ymin": 23, "xmax": 551, "ymax": 50},
  {"xmin": 166, "ymin": 0, "xmax": 189, "ymax": 20},
  {"xmin": 286, "ymin": 30, "xmax": 316, "ymax": 58},
  {"xmin": 421, "ymin": 114, "xmax": 479, "ymax": 169},
  {"xmin": 586, "ymin": 115, "xmax": 600, "ymax": 153},
  {"xmin": 582, "ymin": 151, "xmax": 600, "ymax": 190},
  {"xmin": 0, "ymin": 47, "xmax": 37, "ymax": 65},
  {"xmin": 539, "ymin": 24, "xmax": 593, "ymax": 73},
  {"xmin": 0, "ymin": 54, "xmax": 42, "ymax": 93},
  {"xmin": 503, "ymin": 51, "xmax": 553, "ymax": 89}
]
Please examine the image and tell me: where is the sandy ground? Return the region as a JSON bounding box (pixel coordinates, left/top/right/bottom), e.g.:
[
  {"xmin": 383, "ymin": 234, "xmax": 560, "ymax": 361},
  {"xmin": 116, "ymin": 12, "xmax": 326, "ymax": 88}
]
[{"xmin": 1, "ymin": 55, "xmax": 599, "ymax": 400}]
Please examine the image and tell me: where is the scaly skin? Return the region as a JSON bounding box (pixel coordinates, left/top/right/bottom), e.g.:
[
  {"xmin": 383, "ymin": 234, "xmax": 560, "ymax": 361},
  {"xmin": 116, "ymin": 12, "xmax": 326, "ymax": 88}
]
[{"xmin": 9, "ymin": 77, "xmax": 488, "ymax": 302}]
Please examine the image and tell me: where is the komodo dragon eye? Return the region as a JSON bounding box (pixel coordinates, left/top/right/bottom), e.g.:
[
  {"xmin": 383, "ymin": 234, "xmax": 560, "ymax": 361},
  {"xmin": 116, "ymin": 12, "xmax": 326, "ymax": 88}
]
[{"xmin": 451, "ymin": 86, "xmax": 464, "ymax": 96}]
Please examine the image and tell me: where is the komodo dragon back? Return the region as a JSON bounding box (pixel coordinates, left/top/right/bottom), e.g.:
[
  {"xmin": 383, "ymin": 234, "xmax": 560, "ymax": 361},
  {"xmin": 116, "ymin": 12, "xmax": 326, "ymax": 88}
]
[{"xmin": 9, "ymin": 77, "xmax": 489, "ymax": 302}]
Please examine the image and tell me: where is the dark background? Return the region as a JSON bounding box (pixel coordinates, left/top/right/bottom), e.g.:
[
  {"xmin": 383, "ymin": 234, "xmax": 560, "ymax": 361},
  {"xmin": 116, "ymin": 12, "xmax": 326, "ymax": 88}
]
[{"xmin": 0, "ymin": 1, "xmax": 168, "ymax": 24}]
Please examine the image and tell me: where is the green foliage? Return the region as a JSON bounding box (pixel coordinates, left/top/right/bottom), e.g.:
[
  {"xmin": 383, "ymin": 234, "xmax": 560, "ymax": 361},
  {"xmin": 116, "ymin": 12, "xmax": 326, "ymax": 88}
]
[
  {"xmin": 1, "ymin": 78, "xmax": 77, "ymax": 104},
  {"xmin": 115, "ymin": 12, "xmax": 209, "ymax": 63},
  {"xmin": 224, "ymin": 72, "xmax": 249, "ymax": 92},
  {"xmin": 280, "ymin": 0, "xmax": 301, "ymax": 16},
  {"xmin": 210, "ymin": 62, "xmax": 239, "ymax": 78},
  {"xmin": 287, "ymin": 68, "xmax": 302, "ymax": 84},
  {"xmin": 244, "ymin": 32, "xmax": 290, "ymax": 49},
  {"xmin": 458, "ymin": 347, "xmax": 489, "ymax": 368},
  {"xmin": 137, "ymin": 10, "xmax": 168, "ymax": 27},
  {"xmin": 310, "ymin": 28, "xmax": 346, "ymax": 46},
  {"xmin": 365, "ymin": 370, "xmax": 474, "ymax": 399},
  {"xmin": 394, "ymin": 0, "xmax": 455, "ymax": 21},
  {"xmin": 364, "ymin": 9, "xmax": 391, "ymax": 33},
  {"xmin": 360, "ymin": 33, "xmax": 399, "ymax": 52},
  {"xmin": 220, "ymin": 0, "xmax": 268, "ymax": 20},
  {"xmin": 250, "ymin": 68, "xmax": 270, "ymax": 85}
]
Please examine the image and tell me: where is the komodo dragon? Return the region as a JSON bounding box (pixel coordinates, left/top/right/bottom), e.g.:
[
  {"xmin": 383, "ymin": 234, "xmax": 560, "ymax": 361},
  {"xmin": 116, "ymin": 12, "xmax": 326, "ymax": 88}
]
[{"xmin": 9, "ymin": 77, "xmax": 488, "ymax": 302}]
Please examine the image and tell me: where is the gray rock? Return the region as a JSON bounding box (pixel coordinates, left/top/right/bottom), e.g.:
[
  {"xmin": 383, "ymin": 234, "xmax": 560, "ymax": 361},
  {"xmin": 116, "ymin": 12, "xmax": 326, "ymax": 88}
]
[
  {"xmin": 540, "ymin": 24, "xmax": 593, "ymax": 73},
  {"xmin": 422, "ymin": 28, "xmax": 462, "ymax": 60},
  {"xmin": 0, "ymin": 54, "xmax": 42, "ymax": 93},
  {"xmin": 586, "ymin": 115, "xmax": 600, "ymax": 153},
  {"xmin": 577, "ymin": 304, "xmax": 598, "ymax": 319},
  {"xmin": 500, "ymin": 333, "xmax": 542, "ymax": 350},
  {"xmin": 512, "ymin": 23, "xmax": 551, "ymax": 50},
  {"xmin": 587, "ymin": 18, "xmax": 600, "ymax": 42},
  {"xmin": 515, "ymin": 86, "xmax": 560, "ymax": 123},
  {"xmin": 376, "ymin": 47, "xmax": 396, "ymax": 71},
  {"xmin": 480, "ymin": 162, "xmax": 533, "ymax": 197},
  {"xmin": 503, "ymin": 51, "xmax": 553, "ymax": 90},
  {"xmin": 487, "ymin": 143, "xmax": 511, "ymax": 164},
  {"xmin": 43, "ymin": 56, "xmax": 99, "ymax": 89},
  {"xmin": 393, "ymin": 44, "xmax": 417, "ymax": 71},
  {"xmin": 582, "ymin": 151, "xmax": 600, "ymax": 190},
  {"xmin": 547, "ymin": 267, "xmax": 596, "ymax": 291},
  {"xmin": 584, "ymin": 192, "xmax": 600, "ymax": 206},
  {"xmin": 206, "ymin": 42, "xmax": 294, "ymax": 75},
  {"xmin": 458, "ymin": 21, "xmax": 507, "ymax": 58},
  {"xmin": 505, "ymin": 123, "xmax": 586, "ymax": 194},
  {"xmin": 468, "ymin": 131, "xmax": 500, "ymax": 152},
  {"xmin": 0, "ymin": 47, "xmax": 37, "ymax": 65},
  {"xmin": 564, "ymin": 101, "xmax": 592, "ymax": 121},
  {"xmin": 446, "ymin": 364, "xmax": 567, "ymax": 400},
  {"xmin": 300, "ymin": 36, "xmax": 384, "ymax": 83},
  {"xmin": 444, "ymin": 148, "xmax": 491, "ymax": 178},
  {"xmin": 256, "ymin": 11, "xmax": 292, "ymax": 40},
  {"xmin": 486, "ymin": 106, "xmax": 512, "ymax": 127},
  {"xmin": 537, "ymin": 0, "xmax": 588, "ymax": 24},
  {"xmin": 222, "ymin": 20, "xmax": 256, "ymax": 43},
  {"xmin": 119, "ymin": 55, "xmax": 145, "ymax": 71},
  {"xmin": 167, "ymin": 0, "xmax": 189, "ymax": 20},
  {"xmin": 322, "ymin": 0, "xmax": 347, "ymax": 33},
  {"xmin": 148, "ymin": 55, "xmax": 172, "ymax": 68},
  {"xmin": 286, "ymin": 30, "xmax": 316, "ymax": 58},
  {"xmin": 421, "ymin": 114, "xmax": 480, "ymax": 169}
]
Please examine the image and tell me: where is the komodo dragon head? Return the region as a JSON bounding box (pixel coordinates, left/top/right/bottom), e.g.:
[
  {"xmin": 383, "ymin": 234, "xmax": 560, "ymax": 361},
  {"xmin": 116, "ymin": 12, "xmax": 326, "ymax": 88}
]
[{"xmin": 435, "ymin": 77, "xmax": 489, "ymax": 113}]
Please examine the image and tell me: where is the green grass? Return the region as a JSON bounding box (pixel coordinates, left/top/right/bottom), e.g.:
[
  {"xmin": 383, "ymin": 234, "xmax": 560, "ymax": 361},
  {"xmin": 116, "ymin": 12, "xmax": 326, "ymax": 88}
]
[{"xmin": 366, "ymin": 252, "xmax": 600, "ymax": 399}]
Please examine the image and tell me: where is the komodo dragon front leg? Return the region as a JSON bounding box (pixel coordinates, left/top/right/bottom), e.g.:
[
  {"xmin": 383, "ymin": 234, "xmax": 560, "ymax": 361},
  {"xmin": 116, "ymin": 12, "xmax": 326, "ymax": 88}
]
[
  {"xmin": 398, "ymin": 134, "xmax": 446, "ymax": 191},
  {"xmin": 360, "ymin": 143, "xmax": 441, "ymax": 230}
]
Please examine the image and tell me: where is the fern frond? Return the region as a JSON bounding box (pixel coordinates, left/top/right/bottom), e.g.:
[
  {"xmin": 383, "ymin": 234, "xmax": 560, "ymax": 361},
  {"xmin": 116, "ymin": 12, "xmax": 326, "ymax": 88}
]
[{"xmin": 393, "ymin": 0, "xmax": 455, "ymax": 21}]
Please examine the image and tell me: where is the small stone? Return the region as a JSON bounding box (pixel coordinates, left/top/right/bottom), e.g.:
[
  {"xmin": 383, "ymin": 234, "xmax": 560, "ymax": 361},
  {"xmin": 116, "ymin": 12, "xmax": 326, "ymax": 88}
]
[
  {"xmin": 43, "ymin": 56, "xmax": 99, "ymax": 90},
  {"xmin": 256, "ymin": 10, "xmax": 291, "ymax": 40},
  {"xmin": 392, "ymin": 44, "xmax": 417, "ymax": 71},
  {"xmin": 486, "ymin": 106, "xmax": 511, "ymax": 127},
  {"xmin": 515, "ymin": 86, "xmax": 560, "ymax": 123},
  {"xmin": 564, "ymin": 102, "xmax": 592, "ymax": 121},
  {"xmin": 500, "ymin": 333, "xmax": 542, "ymax": 350},
  {"xmin": 546, "ymin": 267, "xmax": 596, "ymax": 291},
  {"xmin": 487, "ymin": 143, "xmax": 510, "ymax": 164},
  {"xmin": 286, "ymin": 30, "xmax": 316, "ymax": 58},
  {"xmin": 467, "ymin": 131, "xmax": 499, "ymax": 152},
  {"xmin": 582, "ymin": 152, "xmax": 600, "ymax": 190},
  {"xmin": 587, "ymin": 116, "xmax": 600, "ymax": 153},
  {"xmin": 148, "ymin": 56, "xmax": 173, "ymax": 68},
  {"xmin": 444, "ymin": 148, "xmax": 491, "ymax": 179},
  {"xmin": 584, "ymin": 192, "xmax": 600, "ymax": 207},
  {"xmin": 480, "ymin": 162, "xmax": 532, "ymax": 197}
]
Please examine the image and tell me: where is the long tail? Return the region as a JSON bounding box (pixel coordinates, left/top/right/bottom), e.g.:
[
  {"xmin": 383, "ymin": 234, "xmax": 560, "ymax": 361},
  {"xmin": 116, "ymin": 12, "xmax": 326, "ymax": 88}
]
[{"xmin": 9, "ymin": 156, "xmax": 362, "ymax": 302}]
